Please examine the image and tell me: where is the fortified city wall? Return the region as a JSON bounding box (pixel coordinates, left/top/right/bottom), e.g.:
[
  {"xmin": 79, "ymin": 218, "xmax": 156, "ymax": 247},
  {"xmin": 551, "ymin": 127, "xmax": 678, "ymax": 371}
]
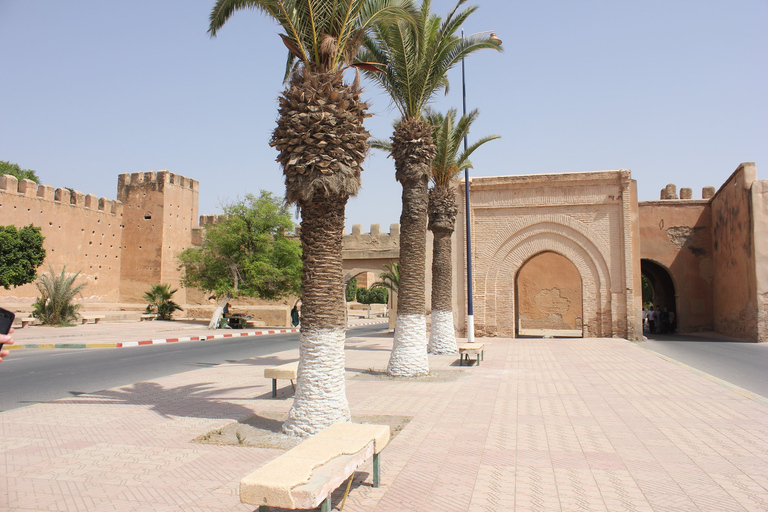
[{"xmin": 0, "ymin": 174, "xmax": 124, "ymax": 303}]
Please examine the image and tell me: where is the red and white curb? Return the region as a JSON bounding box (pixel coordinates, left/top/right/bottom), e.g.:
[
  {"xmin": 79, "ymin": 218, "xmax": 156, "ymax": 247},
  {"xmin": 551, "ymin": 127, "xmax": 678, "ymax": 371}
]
[
  {"xmin": 116, "ymin": 320, "xmax": 387, "ymax": 348},
  {"xmin": 116, "ymin": 328, "xmax": 299, "ymax": 348}
]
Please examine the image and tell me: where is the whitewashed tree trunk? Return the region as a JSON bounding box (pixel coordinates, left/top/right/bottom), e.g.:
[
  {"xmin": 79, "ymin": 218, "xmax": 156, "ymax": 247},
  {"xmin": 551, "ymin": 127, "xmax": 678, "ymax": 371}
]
[
  {"xmin": 428, "ymin": 309, "xmax": 458, "ymax": 354},
  {"xmin": 283, "ymin": 328, "xmax": 350, "ymax": 437},
  {"xmin": 387, "ymin": 313, "xmax": 429, "ymax": 376},
  {"xmin": 207, "ymin": 295, "xmax": 230, "ymax": 329}
]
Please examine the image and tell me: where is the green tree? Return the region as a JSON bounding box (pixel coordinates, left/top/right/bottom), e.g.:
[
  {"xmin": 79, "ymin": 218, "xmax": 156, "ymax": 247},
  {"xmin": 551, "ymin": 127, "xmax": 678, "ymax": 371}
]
[
  {"xmin": 178, "ymin": 191, "xmax": 302, "ymax": 326},
  {"xmin": 361, "ymin": 0, "xmax": 501, "ymax": 376},
  {"xmin": 0, "ymin": 225, "xmax": 46, "ymax": 289},
  {"xmin": 426, "ymin": 108, "xmax": 498, "ymax": 354},
  {"xmin": 209, "ymin": 0, "xmax": 413, "ymax": 437},
  {"xmin": 143, "ymin": 284, "xmax": 184, "ymax": 321},
  {"xmin": 31, "ymin": 266, "xmax": 85, "ymax": 325},
  {"xmin": 0, "ymin": 161, "xmax": 40, "ymax": 183}
]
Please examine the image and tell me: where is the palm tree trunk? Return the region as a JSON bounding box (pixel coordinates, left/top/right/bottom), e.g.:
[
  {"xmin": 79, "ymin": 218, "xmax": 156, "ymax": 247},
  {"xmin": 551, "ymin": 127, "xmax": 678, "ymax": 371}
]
[
  {"xmin": 428, "ymin": 228, "xmax": 457, "ymax": 353},
  {"xmin": 283, "ymin": 195, "xmax": 351, "ymax": 436},
  {"xmin": 428, "ymin": 184, "xmax": 459, "ymax": 353},
  {"xmin": 387, "ymin": 117, "xmax": 436, "ymax": 377}
]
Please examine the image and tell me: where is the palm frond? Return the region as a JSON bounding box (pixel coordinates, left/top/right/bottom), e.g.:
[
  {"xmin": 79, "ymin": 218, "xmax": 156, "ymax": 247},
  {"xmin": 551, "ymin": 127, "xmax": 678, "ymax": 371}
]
[
  {"xmin": 425, "ymin": 107, "xmax": 499, "ymax": 186},
  {"xmin": 360, "ymin": 0, "xmax": 502, "ymax": 118}
]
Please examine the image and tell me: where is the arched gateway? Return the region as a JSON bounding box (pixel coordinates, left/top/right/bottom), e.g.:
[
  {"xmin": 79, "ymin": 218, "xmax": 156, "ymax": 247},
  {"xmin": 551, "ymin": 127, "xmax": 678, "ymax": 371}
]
[{"xmin": 453, "ymin": 170, "xmax": 642, "ymax": 340}]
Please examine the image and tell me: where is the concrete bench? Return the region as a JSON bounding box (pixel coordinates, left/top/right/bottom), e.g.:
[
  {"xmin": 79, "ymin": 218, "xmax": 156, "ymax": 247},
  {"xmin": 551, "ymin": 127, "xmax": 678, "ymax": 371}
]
[
  {"xmin": 240, "ymin": 422, "xmax": 390, "ymax": 512},
  {"xmin": 458, "ymin": 342, "xmax": 485, "ymax": 366},
  {"xmin": 80, "ymin": 315, "xmax": 105, "ymax": 325},
  {"xmin": 140, "ymin": 314, "xmax": 156, "ymax": 321},
  {"xmin": 264, "ymin": 362, "xmax": 299, "ymax": 398},
  {"xmin": 21, "ymin": 317, "xmax": 36, "ymax": 328}
]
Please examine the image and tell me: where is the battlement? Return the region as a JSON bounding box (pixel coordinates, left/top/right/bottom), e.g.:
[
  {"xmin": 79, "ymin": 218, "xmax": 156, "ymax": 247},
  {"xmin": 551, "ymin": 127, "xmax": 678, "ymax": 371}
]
[
  {"xmin": 0, "ymin": 174, "xmax": 121, "ymax": 215},
  {"xmin": 343, "ymin": 223, "xmax": 400, "ymax": 252},
  {"xmin": 199, "ymin": 214, "xmax": 227, "ymax": 226},
  {"xmin": 659, "ymin": 183, "xmax": 716, "ymax": 200},
  {"xmin": 117, "ymin": 170, "xmax": 198, "ymax": 201}
]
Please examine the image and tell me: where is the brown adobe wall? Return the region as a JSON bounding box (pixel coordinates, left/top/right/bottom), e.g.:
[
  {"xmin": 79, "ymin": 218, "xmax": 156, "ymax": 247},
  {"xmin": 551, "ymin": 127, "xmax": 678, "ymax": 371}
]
[
  {"xmin": 752, "ymin": 179, "xmax": 768, "ymax": 341},
  {"xmin": 638, "ymin": 200, "xmax": 714, "ymax": 333},
  {"xmin": 711, "ymin": 162, "xmax": 761, "ymax": 341},
  {"xmin": 117, "ymin": 171, "xmax": 199, "ymax": 304},
  {"xmin": 0, "ymin": 174, "xmax": 124, "ymax": 304}
]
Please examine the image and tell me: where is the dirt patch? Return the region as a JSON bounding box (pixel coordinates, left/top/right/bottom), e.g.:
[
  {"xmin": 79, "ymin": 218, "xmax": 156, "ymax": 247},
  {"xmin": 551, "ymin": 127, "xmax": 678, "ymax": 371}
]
[
  {"xmin": 352, "ymin": 369, "xmax": 465, "ymax": 382},
  {"xmin": 193, "ymin": 412, "xmax": 412, "ymax": 450}
]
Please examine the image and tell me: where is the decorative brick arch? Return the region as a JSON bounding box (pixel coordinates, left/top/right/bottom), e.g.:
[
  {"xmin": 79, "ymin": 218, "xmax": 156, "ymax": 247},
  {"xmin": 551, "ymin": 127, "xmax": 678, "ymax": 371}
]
[{"xmin": 474, "ymin": 217, "xmax": 612, "ymax": 337}]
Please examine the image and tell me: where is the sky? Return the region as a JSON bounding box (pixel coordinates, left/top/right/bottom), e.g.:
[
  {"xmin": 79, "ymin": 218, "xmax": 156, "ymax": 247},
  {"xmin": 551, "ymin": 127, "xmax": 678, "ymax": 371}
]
[{"xmin": 2, "ymin": 0, "xmax": 766, "ymax": 233}]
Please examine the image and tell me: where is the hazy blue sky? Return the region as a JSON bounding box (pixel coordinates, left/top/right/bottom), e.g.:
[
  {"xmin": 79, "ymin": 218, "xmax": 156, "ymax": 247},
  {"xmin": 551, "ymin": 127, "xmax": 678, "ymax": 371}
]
[{"xmin": 2, "ymin": 0, "xmax": 766, "ymax": 232}]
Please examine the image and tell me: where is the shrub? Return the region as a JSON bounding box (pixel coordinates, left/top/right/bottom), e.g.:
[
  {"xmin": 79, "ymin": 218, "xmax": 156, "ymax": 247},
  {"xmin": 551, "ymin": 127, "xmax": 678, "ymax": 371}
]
[
  {"xmin": 345, "ymin": 277, "xmax": 358, "ymax": 302},
  {"xmin": 32, "ymin": 266, "xmax": 85, "ymax": 325},
  {"xmin": 144, "ymin": 284, "xmax": 183, "ymax": 321},
  {"xmin": 356, "ymin": 286, "xmax": 388, "ymax": 304}
]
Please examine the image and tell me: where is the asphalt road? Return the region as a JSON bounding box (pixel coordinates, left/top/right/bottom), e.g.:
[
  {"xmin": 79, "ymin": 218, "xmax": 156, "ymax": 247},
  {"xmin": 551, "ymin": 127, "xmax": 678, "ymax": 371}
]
[
  {"xmin": 639, "ymin": 332, "xmax": 768, "ymax": 398},
  {"xmin": 0, "ymin": 324, "xmax": 387, "ymax": 412}
]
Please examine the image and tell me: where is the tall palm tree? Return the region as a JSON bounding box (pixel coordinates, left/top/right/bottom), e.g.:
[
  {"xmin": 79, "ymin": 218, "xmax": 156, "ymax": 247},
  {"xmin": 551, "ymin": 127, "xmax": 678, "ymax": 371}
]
[
  {"xmin": 209, "ymin": 0, "xmax": 413, "ymax": 437},
  {"xmin": 425, "ymin": 108, "xmax": 499, "ymax": 354},
  {"xmin": 360, "ymin": 0, "xmax": 501, "ymax": 376}
]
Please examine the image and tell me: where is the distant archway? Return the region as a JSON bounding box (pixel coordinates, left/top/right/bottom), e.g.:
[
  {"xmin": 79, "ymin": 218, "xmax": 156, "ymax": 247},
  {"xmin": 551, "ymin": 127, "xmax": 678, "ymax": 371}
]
[
  {"xmin": 641, "ymin": 259, "xmax": 677, "ymax": 332},
  {"xmin": 515, "ymin": 251, "xmax": 583, "ymax": 337}
]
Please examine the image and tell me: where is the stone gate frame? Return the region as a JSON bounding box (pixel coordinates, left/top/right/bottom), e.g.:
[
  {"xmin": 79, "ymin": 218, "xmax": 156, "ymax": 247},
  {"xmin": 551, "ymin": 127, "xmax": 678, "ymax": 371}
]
[{"xmin": 475, "ymin": 216, "xmax": 613, "ymax": 337}]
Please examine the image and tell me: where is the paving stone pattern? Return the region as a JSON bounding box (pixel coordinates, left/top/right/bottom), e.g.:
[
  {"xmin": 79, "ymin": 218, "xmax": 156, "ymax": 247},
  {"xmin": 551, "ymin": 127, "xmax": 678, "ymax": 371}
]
[{"xmin": 2, "ymin": 333, "xmax": 767, "ymax": 511}]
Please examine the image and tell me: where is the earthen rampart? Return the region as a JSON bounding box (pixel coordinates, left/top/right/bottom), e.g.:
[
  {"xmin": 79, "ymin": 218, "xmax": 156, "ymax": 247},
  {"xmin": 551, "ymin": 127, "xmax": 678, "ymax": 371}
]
[
  {"xmin": 710, "ymin": 162, "xmax": 763, "ymax": 341},
  {"xmin": 0, "ymin": 174, "xmax": 124, "ymax": 303}
]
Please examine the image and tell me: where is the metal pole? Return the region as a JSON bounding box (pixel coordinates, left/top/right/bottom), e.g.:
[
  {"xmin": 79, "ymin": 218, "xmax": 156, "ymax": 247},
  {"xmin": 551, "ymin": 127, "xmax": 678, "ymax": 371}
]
[{"xmin": 461, "ymin": 31, "xmax": 475, "ymax": 343}]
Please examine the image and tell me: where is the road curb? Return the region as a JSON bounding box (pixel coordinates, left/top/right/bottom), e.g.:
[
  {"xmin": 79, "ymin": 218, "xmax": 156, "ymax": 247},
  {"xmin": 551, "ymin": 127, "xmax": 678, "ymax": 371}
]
[{"xmin": 8, "ymin": 320, "xmax": 387, "ymax": 350}]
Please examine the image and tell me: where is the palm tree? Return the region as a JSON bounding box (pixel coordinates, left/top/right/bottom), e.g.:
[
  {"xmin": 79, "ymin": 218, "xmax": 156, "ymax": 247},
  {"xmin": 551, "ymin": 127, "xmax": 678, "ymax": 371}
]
[
  {"xmin": 361, "ymin": 0, "xmax": 501, "ymax": 376},
  {"xmin": 31, "ymin": 266, "xmax": 86, "ymax": 325},
  {"xmin": 425, "ymin": 108, "xmax": 499, "ymax": 354},
  {"xmin": 143, "ymin": 284, "xmax": 183, "ymax": 321},
  {"xmin": 371, "ymin": 262, "xmax": 400, "ymax": 293},
  {"xmin": 209, "ymin": 0, "xmax": 413, "ymax": 437}
]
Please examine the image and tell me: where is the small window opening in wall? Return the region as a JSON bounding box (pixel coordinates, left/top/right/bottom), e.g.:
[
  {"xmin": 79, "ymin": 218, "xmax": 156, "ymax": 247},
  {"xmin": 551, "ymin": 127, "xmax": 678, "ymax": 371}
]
[{"xmin": 144, "ymin": 213, "xmax": 152, "ymax": 220}]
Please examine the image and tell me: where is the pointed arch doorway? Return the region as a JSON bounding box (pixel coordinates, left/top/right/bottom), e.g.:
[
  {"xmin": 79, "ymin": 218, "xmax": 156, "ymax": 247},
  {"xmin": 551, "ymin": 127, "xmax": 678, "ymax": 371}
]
[{"xmin": 515, "ymin": 251, "xmax": 583, "ymax": 337}]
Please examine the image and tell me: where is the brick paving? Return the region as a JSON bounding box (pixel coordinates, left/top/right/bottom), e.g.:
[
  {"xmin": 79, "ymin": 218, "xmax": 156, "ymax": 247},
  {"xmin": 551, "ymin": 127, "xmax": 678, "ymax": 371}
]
[{"xmin": 2, "ymin": 327, "xmax": 768, "ymax": 511}]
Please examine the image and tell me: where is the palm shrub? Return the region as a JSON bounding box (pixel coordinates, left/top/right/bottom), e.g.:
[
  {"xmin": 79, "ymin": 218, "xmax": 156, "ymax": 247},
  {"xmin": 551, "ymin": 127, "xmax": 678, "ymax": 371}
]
[
  {"xmin": 371, "ymin": 262, "xmax": 400, "ymax": 294},
  {"xmin": 144, "ymin": 284, "xmax": 183, "ymax": 321},
  {"xmin": 32, "ymin": 266, "xmax": 86, "ymax": 325}
]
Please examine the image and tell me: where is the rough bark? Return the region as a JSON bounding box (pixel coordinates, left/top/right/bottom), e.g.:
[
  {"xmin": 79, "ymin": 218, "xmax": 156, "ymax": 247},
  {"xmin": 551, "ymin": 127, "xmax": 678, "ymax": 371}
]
[
  {"xmin": 387, "ymin": 117, "xmax": 436, "ymax": 377},
  {"xmin": 283, "ymin": 195, "xmax": 351, "ymax": 436},
  {"xmin": 427, "ymin": 184, "xmax": 459, "ymax": 354}
]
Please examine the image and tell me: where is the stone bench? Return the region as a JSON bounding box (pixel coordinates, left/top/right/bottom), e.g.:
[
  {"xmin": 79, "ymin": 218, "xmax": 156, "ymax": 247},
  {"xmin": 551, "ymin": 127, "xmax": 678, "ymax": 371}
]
[
  {"xmin": 140, "ymin": 314, "xmax": 156, "ymax": 321},
  {"xmin": 240, "ymin": 422, "xmax": 390, "ymax": 512},
  {"xmin": 458, "ymin": 342, "xmax": 485, "ymax": 366},
  {"xmin": 21, "ymin": 317, "xmax": 36, "ymax": 328},
  {"xmin": 80, "ymin": 315, "xmax": 105, "ymax": 325},
  {"xmin": 264, "ymin": 362, "xmax": 299, "ymax": 398}
]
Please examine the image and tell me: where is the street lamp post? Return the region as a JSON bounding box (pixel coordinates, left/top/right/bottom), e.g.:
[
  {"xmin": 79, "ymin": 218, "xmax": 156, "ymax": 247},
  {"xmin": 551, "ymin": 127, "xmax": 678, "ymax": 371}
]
[
  {"xmin": 460, "ymin": 45, "xmax": 475, "ymax": 343},
  {"xmin": 461, "ymin": 31, "xmax": 501, "ymax": 344}
]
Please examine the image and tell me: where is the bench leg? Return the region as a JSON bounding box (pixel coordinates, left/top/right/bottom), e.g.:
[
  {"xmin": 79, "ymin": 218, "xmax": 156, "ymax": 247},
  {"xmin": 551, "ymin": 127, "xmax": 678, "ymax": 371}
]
[
  {"xmin": 259, "ymin": 506, "xmax": 269, "ymax": 512},
  {"xmin": 321, "ymin": 494, "xmax": 332, "ymax": 512},
  {"xmin": 476, "ymin": 354, "xmax": 481, "ymax": 366},
  {"xmin": 272, "ymin": 379, "xmax": 277, "ymax": 398},
  {"xmin": 373, "ymin": 452, "xmax": 381, "ymax": 488}
]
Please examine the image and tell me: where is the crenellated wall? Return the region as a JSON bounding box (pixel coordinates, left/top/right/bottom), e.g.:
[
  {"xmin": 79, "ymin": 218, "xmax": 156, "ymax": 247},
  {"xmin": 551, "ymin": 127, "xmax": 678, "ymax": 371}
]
[
  {"xmin": 0, "ymin": 174, "xmax": 124, "ymax": 302},
  {"xmin": 117, "ymin": 170, "xmax": 199, "ymax": 303}
]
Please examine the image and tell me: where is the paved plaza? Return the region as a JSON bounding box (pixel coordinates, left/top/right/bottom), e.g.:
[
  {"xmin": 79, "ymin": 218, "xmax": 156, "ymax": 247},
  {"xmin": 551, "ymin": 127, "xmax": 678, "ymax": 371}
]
[{"xmin": 1, "ymin": 324, "xmax": 767, "ymax": 511}]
